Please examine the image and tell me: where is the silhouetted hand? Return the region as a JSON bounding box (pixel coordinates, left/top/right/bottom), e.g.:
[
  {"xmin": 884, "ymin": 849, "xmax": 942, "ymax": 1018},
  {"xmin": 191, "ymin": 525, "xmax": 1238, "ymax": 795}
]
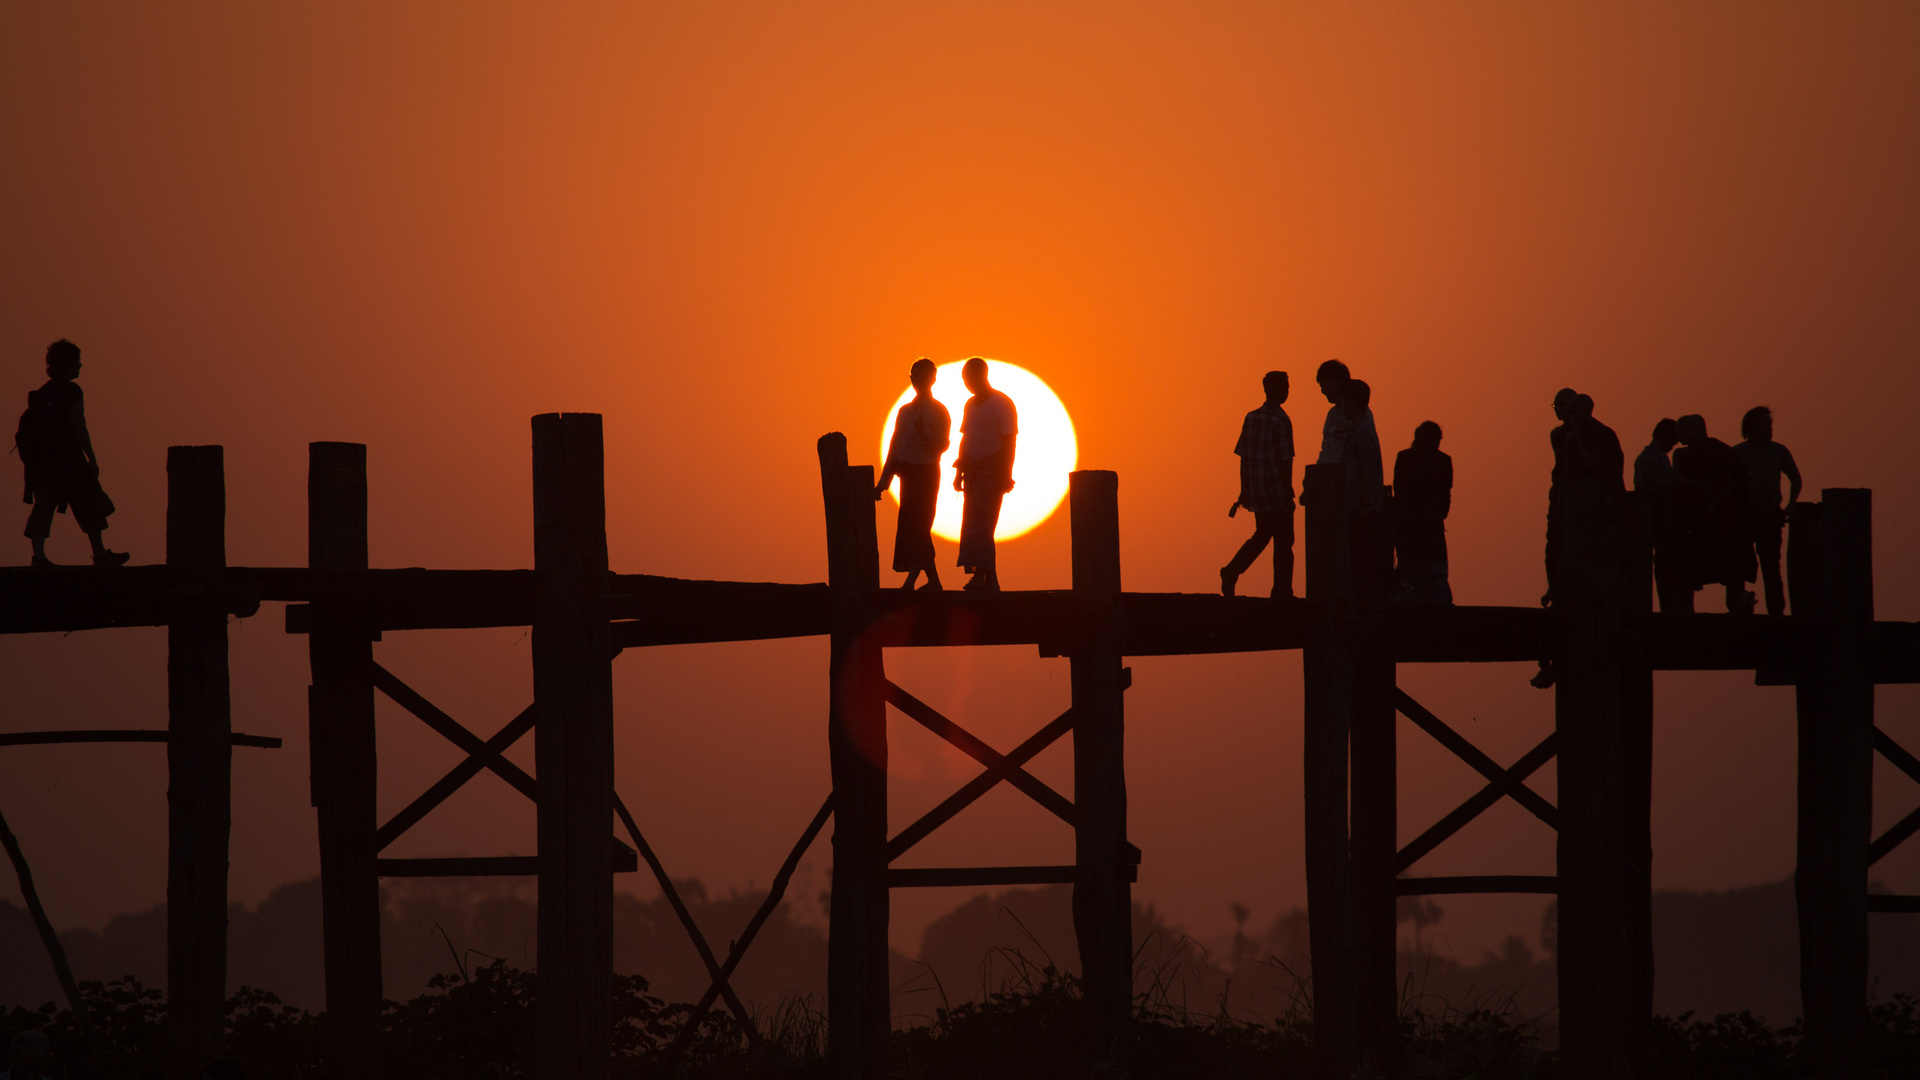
[
  {"xmin": 953, "ymin": 471, "xmax": 965, "ymax": 492},
  {"xmin": 874, "ymin": 482, "xmax": 887, "ymax": 502}
]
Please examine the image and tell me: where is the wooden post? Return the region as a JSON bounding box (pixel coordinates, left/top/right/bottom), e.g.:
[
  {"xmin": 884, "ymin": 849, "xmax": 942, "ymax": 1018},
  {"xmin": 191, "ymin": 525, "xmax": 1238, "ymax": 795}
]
[
  {"xmin": 819, "ymin": 433, "xmax": 888, "ymax": 1078},
  {"xmin": 1301, "ymin": 462, "xmax": 1356, "ymax": 1079},
  {"xmin": 1621, "ymin": 492, "xmax": 1656, "ymax": 1031},
  {"xmin": 166, "ymin": 445, "xmax": 231, "ymax": 1077},
  {"xmin": 1069, "ymin": 471, "xmax": 1132, "ymax": 1064},
  {"xmin": 1553, "ymin": 473, "xmax": 1650, "ymax": 1078},
  {"xmin": 533, "ymin": 414, "xmax": 616, "ymax": 1080},
  {"xmin": 308, "ymin": 442, "xmax": 382, "ymax": 1077},
  {"xmin": 1793, "ymin": 490, "xmax": 1873, "ymax": 1079},
  {"xmin": 1349, "ymin": 649, "xmax": 1398, "ymax": 1070}
]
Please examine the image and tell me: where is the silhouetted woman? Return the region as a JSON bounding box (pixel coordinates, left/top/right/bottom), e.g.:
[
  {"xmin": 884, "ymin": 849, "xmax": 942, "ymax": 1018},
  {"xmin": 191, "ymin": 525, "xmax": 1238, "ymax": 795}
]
[
  {"xmin": 1673, "ymin": 413, "xmax": 1753, "ymax": 613},
  {"xmin": 1391, "ymin": 421, "xmax": 1452, "ymax": 604},
  {"xmin": 876, "ymin": 358, "xmax": 951, "ymax": 591}
]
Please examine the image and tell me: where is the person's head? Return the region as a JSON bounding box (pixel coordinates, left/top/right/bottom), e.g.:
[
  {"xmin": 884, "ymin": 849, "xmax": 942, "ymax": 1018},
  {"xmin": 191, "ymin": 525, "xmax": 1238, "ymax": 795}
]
[
  {"xmin": 961, "ymin": 357, "xmax": 990, "ymax": 394},
  {"xmin": 1315, "ymin": 359, "xmax": 1350, "ymax": 404},
  {"xmin": 1675, "ymin": 414, "xmax": 1707, "ymax": 445},
  {"xmin": 9, "ymin": 1029, "xmax": 52, "ymax": 1074},
  {"xmin": 1652, "ymin": 418, "xmax": 1679, "ymax": 450},
  {"xmin": 1741, "ymin": 405, "xmax": 1773, "ymax": 443},
  {"xmin": 1343, "ymin": 378, "xmax": 1371, "ymax": 416},
  {"xmin": 1573, "ymin": 393, "xmax": 1595, "ymax": 420},
  {"xmin": 1262, "ymin": 370, "xmax": 1288, "ymax": 404},
  {"xmin": 1413, "ymin": 420, "xmax": 1442, "ymax": 448},
  {"xmin": 45, "ymin": 339, "xmax": 81, "ymax": 380},
  {"xmin": 909, "ymin": 358, "xmax": 937, "ymax": 393},
  {"xmin": 1551, "ymin": 387, "xmax": 1578, "ymax": 422}
]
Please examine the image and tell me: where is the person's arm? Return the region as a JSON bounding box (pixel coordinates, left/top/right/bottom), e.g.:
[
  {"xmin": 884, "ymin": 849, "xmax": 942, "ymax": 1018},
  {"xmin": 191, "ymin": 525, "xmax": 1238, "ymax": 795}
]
[
  {"xmin": 1782, "ymin": 448, "xmax": 1803, "ymax": 505},
  {"xmin": 69, "ymin": 400, "xmax": 98, "ymax": 473},
  {"xmin": 1439, "ymin": 456, "xmax": 1453, "ymax": 520}
]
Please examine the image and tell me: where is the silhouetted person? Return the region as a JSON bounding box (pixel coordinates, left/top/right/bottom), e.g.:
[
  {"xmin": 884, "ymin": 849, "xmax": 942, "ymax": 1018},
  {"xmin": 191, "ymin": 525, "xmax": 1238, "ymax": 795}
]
[
  {"xmin": 1391, "ymin": 421, "xmax": 1452, "ymax": 605},
  {"xmin": 1339, "ymin": 378, "xmax": 1390, "ymax": 603},
  {"xmin": 1220, "ymin": 370, "xmax": 1295, "ymax": 598},
  {"xmin": 953, "ymin": 357, "xmax": 1016, "ymax": 593},
  {"xmin": 876, "ymin": 358, "xmax": 951, "ymax": 592},
  {"xmin": 1534, "ymin": 389, "xmax": 1623, "ymax": 687},
  {"xmin": 3, "ymin": 1029, "xmax": 52, "ymax": 1080},
  {"xmin": 16, "ymin": 340, "xmax": 128, "ymax": 566},
  {"xmin": 1634, "ymin": 418, "xmax": 1695, "ymax": 613},
  {"xmin": 1311, "ymin": 358, "xmax": 1352, "ymax": 468},
  {"xmin": 1674, "ymin": 413, "xmax": 1754, "ymax": 614},
  {"xmin": 1733, "ymin": 405, "xmax": 1802, "ymax": 616}
]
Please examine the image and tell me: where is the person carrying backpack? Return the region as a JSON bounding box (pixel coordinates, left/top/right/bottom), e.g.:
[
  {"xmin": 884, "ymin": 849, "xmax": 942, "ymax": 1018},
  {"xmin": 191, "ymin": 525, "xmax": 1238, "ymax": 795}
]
[{"xmin": 16, "ymin": 339, "xmax": 128, "ymax": 566}]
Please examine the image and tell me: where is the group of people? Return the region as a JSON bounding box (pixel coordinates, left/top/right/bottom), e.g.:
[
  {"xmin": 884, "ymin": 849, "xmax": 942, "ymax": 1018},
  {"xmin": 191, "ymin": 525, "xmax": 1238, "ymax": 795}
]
[
  {"xmin": 1220, "ymin": 359, "xmax": 1454, "ymax": 606},
  {"xmin": 875, "ymin": 356, "xmax": 1017, "ymax": 593}
]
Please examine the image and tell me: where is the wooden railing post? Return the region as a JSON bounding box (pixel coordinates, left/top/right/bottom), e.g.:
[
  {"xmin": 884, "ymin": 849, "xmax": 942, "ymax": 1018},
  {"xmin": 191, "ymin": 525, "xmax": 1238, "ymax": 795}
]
[
  {"xmin": 819, "ymin": 433, "xmax": 888, "ymax": 1078},
  {"xmin": 1301, "ymin": 462, "xmax": 1356, "ymax": 1079},
  {"xmin": 533, "ymin": 414, "xmax": 615, "ymax": 1080},
  {"xmin": 308, "ymin": 442, "xmax": 381, "ymax": 1077},
  {"xmin": 1069, "ymin": 471, "xmax": 1132, "ymax": 1064},
  {"xmin": 1553, "ymin": 473, "xmax": 1651, "ymax": 1078},
  {"xmin": 1793, "ymin": 489, "xmax": 1873, "ymax": 1079},
  {"xmin": 166, "ymin": 445, "xmax": 231, "ymax": 1077}
]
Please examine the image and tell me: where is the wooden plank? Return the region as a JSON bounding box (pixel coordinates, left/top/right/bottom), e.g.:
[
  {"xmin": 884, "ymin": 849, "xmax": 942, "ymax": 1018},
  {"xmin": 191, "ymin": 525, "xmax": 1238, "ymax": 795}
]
[
  {"xmin": 379, "ymin": 853, "xmax": 640, "ymax": 877},
  {"xmin": 1869, "ymin": 806, "xmax": 1920, "ymax": 867},
  {"xmin": 371, "ymin": 664, "xmax": 539, "ymax": 801},
  {"xmin": 819, "ymin": 432, "xmax": 890, "ymax": 1080},
  {"xmin": 1874, "ymin": 728, "xmax": 1920, "ymax": 785},
  {"xmin": 1396, "ymin": 875, "xmax": 1557, "ymax": 895},
  {"xmin": 0, "ymin": 563, "xmax": 260, "ymax": 634},
  {"xmin": 281, "ymin": 569, "xmax": 540, "ymax": 632},
  {"xmin": 883, "ymin": 680, "xmax": 1076, "ymax": 824},
  {"xmin": 0, "ymin": 730, "xmax": 279, "ymax": 749},
  {"xmin": 307, "ymin": 441, "xmax": 383, "ymax": 1079},
  {"xmin": 886, "ymin": 707, "xmax": 1078, "ymax": 860},
  {"xmin": 532, "ymin": 413, "xmax": 617, "ymax": 1080},
  {"xmin": 1396, "ymin": 734, "xmax": 1559, "ymax": 872},
  {"xmin": 1866, "ymin": 895, "xmax": 1920, "ymax": 915},
  {"xmin": 1794, "ymin": 491, "xmax": 1875, "ymax": 1080},
  {"xmin": 1396, "ymin": 691, "xmax": 1559, "ymax": 827},
  {"xmin": 1301, "ymin": 462, "xmax": 1357, "ymax": 1080},
  {"xmin": 375, "ymin": 705, "xmax": 538, "ymax": 850},
  {"xmin": 1345, "ymin": 606, "xmax": 1549, "ymax": 663},
  {"xmin": 1069, "ymin": 471, "xmax": 1132, "ymax": 1068},
  {"xmin": 889, "ymin": 865, "xmax": 1138, "ymax": 888},
  {"xmin": 165, "ymin": 445, "xmax": 232, "ymax": 1076}
]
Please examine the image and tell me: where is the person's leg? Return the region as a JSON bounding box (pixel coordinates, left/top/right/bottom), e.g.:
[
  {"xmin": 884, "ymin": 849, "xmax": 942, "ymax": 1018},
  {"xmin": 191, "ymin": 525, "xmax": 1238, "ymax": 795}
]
[
  {"xmin": 25, "ymin": 489, "xmax": 56, "ymax": 564},
  {"xmin": 1274, "ymin": 506, "xmax": 1297, "ymax": 599},
  {"xmin": 976, "ymin": 488, "xmax": 1006, "ymax": 589},
  {"xmin": 1222, "ymin": 514, "xmax": 1276, "ymax": 596},
  {"xmin": 1754, "ymin": 520, "xmax": 1785, "ymax": 615}
]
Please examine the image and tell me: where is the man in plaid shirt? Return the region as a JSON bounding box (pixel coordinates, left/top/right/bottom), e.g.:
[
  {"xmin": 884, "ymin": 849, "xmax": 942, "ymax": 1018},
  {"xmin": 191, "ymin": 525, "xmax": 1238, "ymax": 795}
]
[{"xmin": 1221, "ymin": 370, "xmax": 1296, "ymax": 598}]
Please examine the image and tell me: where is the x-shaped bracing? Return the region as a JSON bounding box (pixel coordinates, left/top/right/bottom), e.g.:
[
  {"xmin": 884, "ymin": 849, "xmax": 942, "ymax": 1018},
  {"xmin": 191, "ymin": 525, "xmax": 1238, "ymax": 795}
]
[
  {"xmin": 883, "ymin": 680, "xmax": 1077, "ymax": 861},
  {"xmin": 1394, "ymin": 689, "xmax": 1558, "ymax": 874},
  {"xmin": 1872, "ymin": 727, "xmax": 1920, "ymax": 866}
]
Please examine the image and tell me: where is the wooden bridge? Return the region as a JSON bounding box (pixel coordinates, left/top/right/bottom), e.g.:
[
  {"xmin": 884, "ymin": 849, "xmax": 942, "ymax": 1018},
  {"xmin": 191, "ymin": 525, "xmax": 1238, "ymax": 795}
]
[{"xmin": 3, "ymin": 412, "xmax": 1918, "ymax": 1079}]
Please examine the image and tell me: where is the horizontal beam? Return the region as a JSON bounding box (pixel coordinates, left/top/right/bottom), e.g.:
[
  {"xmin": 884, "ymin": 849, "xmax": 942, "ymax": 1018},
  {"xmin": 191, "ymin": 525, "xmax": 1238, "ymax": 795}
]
[
  {"xmin": 888, "ymin": 865, "xmax": 1138, "ymax": 889},
  {"xmin": 0, "ymin": 565, "xmax": 261, "ymax": 633},
  {"xmin": 1396, "ymin": 875, "xmax": 1558, "ymax": 895},
  {"xmin": 1347, "ymin": 606, "xmax": 1549, "ymax": 663},
  {"xmin": 0, "ymin": 730, "xmax": 281, "ymax": 749},
  {"xmin": 1867, "ymin": 894, "xmax": 1920, "ymax": 915},
  {"xmin": 378, "ymin": 850, "xmax": 639, "ymax": 878},
  {"xmin": 609, "ymin": 575, "xmax": 831, "ymax": 647}
]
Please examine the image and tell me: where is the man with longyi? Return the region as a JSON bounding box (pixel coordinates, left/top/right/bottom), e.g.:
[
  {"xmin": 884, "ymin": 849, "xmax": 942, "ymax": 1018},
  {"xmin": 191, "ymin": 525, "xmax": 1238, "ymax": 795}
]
[{"xmin": 953, "ymin": 357, "xmax": 1017, "ymax": 593}]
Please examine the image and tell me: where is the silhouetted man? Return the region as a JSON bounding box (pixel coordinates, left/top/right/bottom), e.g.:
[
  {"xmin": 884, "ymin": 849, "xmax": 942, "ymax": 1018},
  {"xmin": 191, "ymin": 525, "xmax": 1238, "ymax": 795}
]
[
  {"xmin": 1634, "ymin": 418, "xmax": 1693, "ymax": 613},
  {"xmin": 1674, "ymin": 413, "xmax": 1753, "ymax": 614},
  {"xmin": 1535, "ymin": 389, "xmax": 1623, "ymax": 687},
  {"xmin": 1733, "ymin": 405, "xmax": 1802, "ymax": 616},
  {"xmin": 1221, "ymin": 370, "xmax": 1295, "ymax": 598},
  {"xmin": 1339, "ymin": 378, "xmax": 1390, "ymax": 603},
  {"xmin": 876, "ymin": 358, "xmax": 951, "ymax": 592},
  {"xmin": 1312, "ymin": 358, "xmax": 1352, "ymax": 468},
  {"xmin": 17, "ymin": 340, "xmax": 128, "ymax": 566},
  {"xmin": 953, "ymin": 357, "xmax": 1016, "ymax": 593},
  {"xmin": 1392, "ymin": 421, "xmax": 1452, "ymax": 605}
]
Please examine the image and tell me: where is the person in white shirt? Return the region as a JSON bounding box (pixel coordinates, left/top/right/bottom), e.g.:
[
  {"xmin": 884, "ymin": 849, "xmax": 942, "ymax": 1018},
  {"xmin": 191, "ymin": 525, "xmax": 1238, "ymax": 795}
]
[
  {"xmin": 875, "ymin": 358, "xmax": 952, "ymax": 592},
  {"xmin": 953, "ymin": 357, "xmax": 1017, "ymax": 593}
]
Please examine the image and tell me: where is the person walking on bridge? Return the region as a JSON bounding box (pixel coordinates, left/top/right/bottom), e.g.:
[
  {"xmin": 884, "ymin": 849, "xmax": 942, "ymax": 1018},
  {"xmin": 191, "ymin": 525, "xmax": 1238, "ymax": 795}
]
[
  {"xmin": 1733, "ymin": 405, "xmax": 1801, "ymax": 616},
  {"xmin": 953, "ymin": 357, "xmax": 1017, "ymax": 593},
  {"xmin": 1220, "ymin": 370, "xmax": 1295, "ymax": 599},
  {"xmin": 877, "ymin": 358, "xmax": 951, "ymax": 592},
  {"xmin": 16, "ymin": 339, "xmax": 128, "ymax": 567}
]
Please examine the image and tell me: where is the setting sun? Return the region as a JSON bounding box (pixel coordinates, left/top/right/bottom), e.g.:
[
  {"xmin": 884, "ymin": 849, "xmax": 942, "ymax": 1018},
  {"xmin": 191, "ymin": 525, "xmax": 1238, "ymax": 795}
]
[{"xmin": 879, "ymin": 359, "xmax": 1078, "ymax": 541}]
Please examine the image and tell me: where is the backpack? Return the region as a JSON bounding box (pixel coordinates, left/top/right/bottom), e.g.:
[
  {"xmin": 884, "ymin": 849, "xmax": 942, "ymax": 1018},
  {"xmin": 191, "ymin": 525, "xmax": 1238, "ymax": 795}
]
[{"xmin": 13, "ymin": 388, "xmax": 67, "ymax": 469}]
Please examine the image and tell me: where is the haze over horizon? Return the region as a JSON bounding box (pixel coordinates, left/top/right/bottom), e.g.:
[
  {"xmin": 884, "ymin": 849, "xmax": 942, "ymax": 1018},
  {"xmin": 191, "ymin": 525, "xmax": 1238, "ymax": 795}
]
[{"xmin": 3, "ymin": 1, "xmax": 1918, "ymax": 981}]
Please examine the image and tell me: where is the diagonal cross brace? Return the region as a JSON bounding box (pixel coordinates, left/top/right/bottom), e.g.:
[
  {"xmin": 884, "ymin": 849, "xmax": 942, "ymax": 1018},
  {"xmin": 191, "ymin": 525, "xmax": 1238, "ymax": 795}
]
[
  {"xmin": 1397, "ymin": 732, "xmax": 1558, "ymax": 873},
  {"xmin": 884, "ymin": 680, "xmax": 1077, "ymax": 824},
  {"xmin": 1395, "ymin": 689, "xmax": 1559, "ymax": 826},
  {"xmin": 377, "ymin": 704, "xmax": 537, "ymax": 850},
  {"xmin": 1870, "ymin": 728, "xmax": 1920, "ymax": 865},
  {"xmin": 888, "ymin": 706, "xmax": 1078, "ymax": 862}
]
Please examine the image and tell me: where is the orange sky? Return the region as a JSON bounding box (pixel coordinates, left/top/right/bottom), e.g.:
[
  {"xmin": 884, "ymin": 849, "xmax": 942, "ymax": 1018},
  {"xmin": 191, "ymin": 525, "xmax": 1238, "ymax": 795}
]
[{"xmin": 4, "ymin": 2, "xmax": 1918, "ymax": 969}]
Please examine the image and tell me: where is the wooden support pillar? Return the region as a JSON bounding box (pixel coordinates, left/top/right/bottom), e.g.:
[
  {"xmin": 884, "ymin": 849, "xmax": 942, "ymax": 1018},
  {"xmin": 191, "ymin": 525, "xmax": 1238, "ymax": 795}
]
[
  {"xmin": 166, "ymin": 445, "xmax": 231, "ymax": 1077},
  {"xmin": 819, "ymin": 433, "xmax": 888, "ymax": 1079},
  {"xmin": 1553, "ymin": 474, "xmax": 1651, "ymax": 1078},
  {"xmin": 308, "ymin": 442, "xmax": 382, "ymax": 1077},
  {"xmin": 1069, "ymin": 471, "xmax": 1132, "ymax": 1063},
  {"xmin": 1792, "ymin": 490, "xmax": 1873, "ymax": 1079},
  {"xmin": 1301, "ymin": 462, "xmax": 1356, "ymax": 1079},
  {"xmin": 532, "ymin": 414, "xmax": 616, "ymax": 1080},
  {"xmin": 1349, "ymin": 648, "xmax": 1398, "ymax": 1070}
]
